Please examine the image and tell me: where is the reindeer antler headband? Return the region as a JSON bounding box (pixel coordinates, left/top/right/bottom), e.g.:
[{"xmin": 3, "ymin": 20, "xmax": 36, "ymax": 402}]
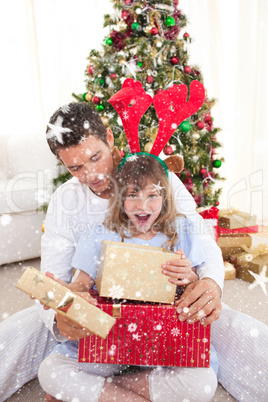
[{"xmin": 108, "ymin": 78, "xmax": 205, "ymax": 176}]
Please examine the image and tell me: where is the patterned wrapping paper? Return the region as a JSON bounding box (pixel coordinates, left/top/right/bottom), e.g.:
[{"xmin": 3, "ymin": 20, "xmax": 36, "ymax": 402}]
[
  {"xmin": 79, "ymin": 297, "xmax": 211, "ymax": 368},
  {"xmin": 16, "ymin": 267, "xmax": 116, "ymax": 339}
]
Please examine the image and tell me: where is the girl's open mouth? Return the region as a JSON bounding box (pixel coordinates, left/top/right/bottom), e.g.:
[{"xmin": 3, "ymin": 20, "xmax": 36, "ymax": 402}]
[{"xmin": 135, "ymin": 214, "xmax": 150, "ymax": 224}]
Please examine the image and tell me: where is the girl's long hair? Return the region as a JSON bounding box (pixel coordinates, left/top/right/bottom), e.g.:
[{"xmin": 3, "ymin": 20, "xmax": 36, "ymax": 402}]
[{"xmin": 104, "ymin": 154, "xmax": 180, "ymax": 251}]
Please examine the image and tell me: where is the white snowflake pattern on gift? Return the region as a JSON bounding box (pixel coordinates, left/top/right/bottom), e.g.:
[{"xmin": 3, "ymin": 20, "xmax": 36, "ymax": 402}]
[
  {"xmin": 108, "ymin": 284, "xmax": 125, "ymax": 299},
  {"xmin": 46, "ymin": 116, "xmax": 72, "ymax": 144},
  {"xmin": 171, "ymin": 327, "xmax": 180, "ymax": 337},
  {"xmin": 128, "ymin": 323, "xmax": 137, "ymax": 333},
  {"xmin": 132, "ymin": 333, "xmax": 141, "ymax": 341},
  {"xmin": 245, "ymin": 253, "xmax": 254, "ymax": 262},
  {"xmin": 122, "ymin": 110, "xmax": 129, "ymax": 120}
]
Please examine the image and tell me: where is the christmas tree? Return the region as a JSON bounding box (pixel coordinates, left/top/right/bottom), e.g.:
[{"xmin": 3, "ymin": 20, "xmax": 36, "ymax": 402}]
[{"xmin": 55, "ymin": 0, "xmax": 224, "ymax": 208}]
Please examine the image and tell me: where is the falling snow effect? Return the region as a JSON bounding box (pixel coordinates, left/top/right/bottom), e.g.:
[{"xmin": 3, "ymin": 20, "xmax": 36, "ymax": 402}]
[
  {"xmin": 248, "ymin": 265, "xmax": 268, "ymax": 295},
  {"xmin": 60, "ymin": 104, "xmax": 71, "ymax": 114},
  {"xmin": 108, "ymin": 284, "xmax": 125, "ymax": 299},
  {"xmin": 46, "ymin": 116, "xmax": 72, "ymax": 144},
  {"xmin": 0, "ymin": 214, "xmax": 12, "ymax": 226}
]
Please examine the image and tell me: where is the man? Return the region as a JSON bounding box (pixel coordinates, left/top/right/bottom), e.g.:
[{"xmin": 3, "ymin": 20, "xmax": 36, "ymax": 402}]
[{"xmin": 0, "ymin": 103, "xmax": 267, "ymax": 401}]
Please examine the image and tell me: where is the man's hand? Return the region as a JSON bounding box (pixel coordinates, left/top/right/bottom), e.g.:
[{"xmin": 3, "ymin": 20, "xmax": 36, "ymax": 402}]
[{"xmin": 175, "ymin": 278, "xmax": 222, "ymax": 326}]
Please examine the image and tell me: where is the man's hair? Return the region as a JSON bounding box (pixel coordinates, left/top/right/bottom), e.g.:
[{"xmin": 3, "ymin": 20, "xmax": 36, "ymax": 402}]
[
  {"xmin": 46, "ymin": 102, "xmax": 108, "ymax": 156},
  {"xmin": 104, "ymin": 154, "xmax": 180, "ymax": 251}
]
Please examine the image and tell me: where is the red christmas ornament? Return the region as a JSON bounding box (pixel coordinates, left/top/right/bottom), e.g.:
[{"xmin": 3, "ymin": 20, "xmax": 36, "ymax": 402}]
[
  {"xmin": 196, "ymin": 121, "xmax": 205, "ymax": 130},
  {"xmin": 215, "ymin": 200, "xmax": 220, "ymax": 206},
  {"xmin": 121, "ymin": 10, "xmax": 131, "ymax": 21},
  {"xmin": 204, "ymin": 113, "xmax": 212, "ymax": 124},
  {"xmin": 206, "ymin": 125, "xmax": 212, "ymax": 132},
  {"xmin": 155, "ymin": 88, "xmax": 164, "ymax": 95},
  {"xmin": 184, "ymin": 66, "xmax": 191, "ymax": 74},
  {"xmin": 170, "ymin": 56, "xmax": 179, "ymax": 65},
  {"xmin": 146, "ymin": 75, "xmax": 154, "ymax": 84},
  {"xmin": 183, "ymin": 168, "xmax": 192, "ymax": 178},
  {"xmin": 194, "ymin": 194, "xmax": 201, "ymax": 205},
  {"xmin": 163, "ymin": 145, "xmax": 174, "ymax": 155},
  {"xmin": 185, "ymin": 178, "xmax": 193, "ymax": 192},
  {"xmin": 124, "ymin": 0, "xmax": 133, "ymax": 4},
  {"xmin": 87, "ymin": 65, "xmax": 94, "ymax": 75},
  {"xmin": 183, "ymin": 32, "xmax": 190, "ymax": 39},
  {"xmin": 192, "ymin": 69, "xmax": 200, "ymax": 76},
  {"xmin": 150, "ymin": 27, "xmax": 158, "ymax": 35},
  {"xmin": 199, "ymin": 168, "xmax": 207, "ymax": 177},
  {"xmin": 110, "ymin": 73, "xmax": 117, "ymax": 80},
  {"xmin": 120, "ymin": 150, "xmax": 125, "ymax": 158},
  {"xmin": 92, "ymin": 96, "xmax": 100, "ymax": 104}
]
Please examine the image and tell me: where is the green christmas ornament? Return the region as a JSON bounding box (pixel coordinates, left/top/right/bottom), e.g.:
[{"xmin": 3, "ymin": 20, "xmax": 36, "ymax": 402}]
[
  {"xmin": 96, "ymin": 104, "xmax": 104, "ymax": 112},
  {"xmin": 212, "ymin": 159, "xmax": 222, "ymax": 168},
  {"xmin": 179, "ymin": 120, "xmax": 191, "ymax": 132},
  {"xmin": 131, "ymin": 22, "xmax": 140, "ymax": 31},
  {"xmin": 95, "ymin": 77, "xmax": 105, "ymax": 86},
  {"xmin": 105, "ymin": 37, "xmax": 113, "ymax": 46},
  {"xmin": 82, "ymin": 93, "xmax": 87, "ymax": 101},
  {"xmin": 137, "ymin": 62, "xmax": 143, "ymax": 68},
  {"xmin": 165, "ymin": 16, "xmax": 175, "ymax": 27}
]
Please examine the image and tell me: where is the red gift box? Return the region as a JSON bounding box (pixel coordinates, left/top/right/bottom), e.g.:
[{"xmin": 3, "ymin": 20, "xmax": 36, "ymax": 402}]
[
  {"xmin": 198, "ymin": 206, "xmax": 219, "ymax": 241},
  {"xmin": 79, "ymin": 296, "xmax": 211, "ymax": 368},
  {"xmin": 219, "ymin": 225, "xmax": 258, "ymax": 235}
]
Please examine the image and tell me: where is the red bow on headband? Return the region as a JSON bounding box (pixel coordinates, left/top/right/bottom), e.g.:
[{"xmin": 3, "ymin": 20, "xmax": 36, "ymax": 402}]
[{"xmin": 108, "ymin": 78, "xmax": 205, "ymax": 156}]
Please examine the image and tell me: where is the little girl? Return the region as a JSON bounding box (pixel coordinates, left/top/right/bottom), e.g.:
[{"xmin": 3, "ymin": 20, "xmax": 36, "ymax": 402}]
[{"xmin": 39, "ymin": 154, "xmax": 218, "ymax": 402}]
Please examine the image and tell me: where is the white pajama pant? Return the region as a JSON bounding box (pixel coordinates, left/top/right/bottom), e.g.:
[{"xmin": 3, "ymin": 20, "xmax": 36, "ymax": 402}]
[
  {"xmin": 1, "ymin": 303, "xmax": 268, "ymax": 401},
  {"xmin": 38, "ymin": 353, "xmax": 217, "ymax": 402}
]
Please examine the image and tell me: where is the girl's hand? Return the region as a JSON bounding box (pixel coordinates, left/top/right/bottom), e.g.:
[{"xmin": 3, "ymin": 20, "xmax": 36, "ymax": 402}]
[
  {"xmin": 41, "ymin": 272, "xmax": 97, "ymax": 310},
  {"xmin": 161, "ymin": 249, "xmax": 198, "ymax": 286}
]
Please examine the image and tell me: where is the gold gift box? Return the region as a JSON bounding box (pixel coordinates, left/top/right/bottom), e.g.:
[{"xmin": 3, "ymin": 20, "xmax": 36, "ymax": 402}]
[
  {"xmin": 96, "ymin": 241, "xmax": 179, "ymax": 304},
  {"xmin": 229, "ymin": 252, "xmax": 268, "ymax": 283},
  {"xmin": 217, "ymin": 234, "xmax": 252, "ymax": 260},
  {"xmin": 218, "ymin": 210, "xmax": 256, "ymax": 230},
  {"xmin": 16, "ymin": 267, "xmax": 116, "ymax": 339}
]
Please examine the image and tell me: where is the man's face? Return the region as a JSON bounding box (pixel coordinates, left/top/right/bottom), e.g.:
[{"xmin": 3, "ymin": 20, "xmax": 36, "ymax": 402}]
[{"xmin": 58, "ymin": 130, "xmax": 114, "ymax": 198}]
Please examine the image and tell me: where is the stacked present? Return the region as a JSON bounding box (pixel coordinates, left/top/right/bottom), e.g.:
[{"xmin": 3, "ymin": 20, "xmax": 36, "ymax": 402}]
[
  {"xmin": 16, "ymin": 242, "xmax": 212, "ymax": 368},
  {"xmin": 218, "ymin": 208, "xmax": 258, "ymax": 235},
  {"xmin": 80, "ymin": 240, "xmax": 211, "ymax": 367},
  {"xmin": 229, "ymin": 244, "xmax": 268, "ymax": 283},
  {"xmin": 216, "ymin": 209, "xmax": 259, "ymax": 281}
]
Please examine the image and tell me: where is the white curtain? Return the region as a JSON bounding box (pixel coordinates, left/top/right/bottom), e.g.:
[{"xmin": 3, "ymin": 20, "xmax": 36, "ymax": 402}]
[
  {"xmin": 180, "ymin": 0, "xmax": 268, "ymax": 225},
  {"xmin": 1, "ymin": 0, "xmax": 267, "ymax": 223}
]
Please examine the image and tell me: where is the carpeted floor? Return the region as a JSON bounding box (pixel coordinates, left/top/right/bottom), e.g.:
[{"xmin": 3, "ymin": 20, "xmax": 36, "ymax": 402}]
[{"xmin": 1, "ymin": 256, "xmax": 267, "ymax": 401}]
